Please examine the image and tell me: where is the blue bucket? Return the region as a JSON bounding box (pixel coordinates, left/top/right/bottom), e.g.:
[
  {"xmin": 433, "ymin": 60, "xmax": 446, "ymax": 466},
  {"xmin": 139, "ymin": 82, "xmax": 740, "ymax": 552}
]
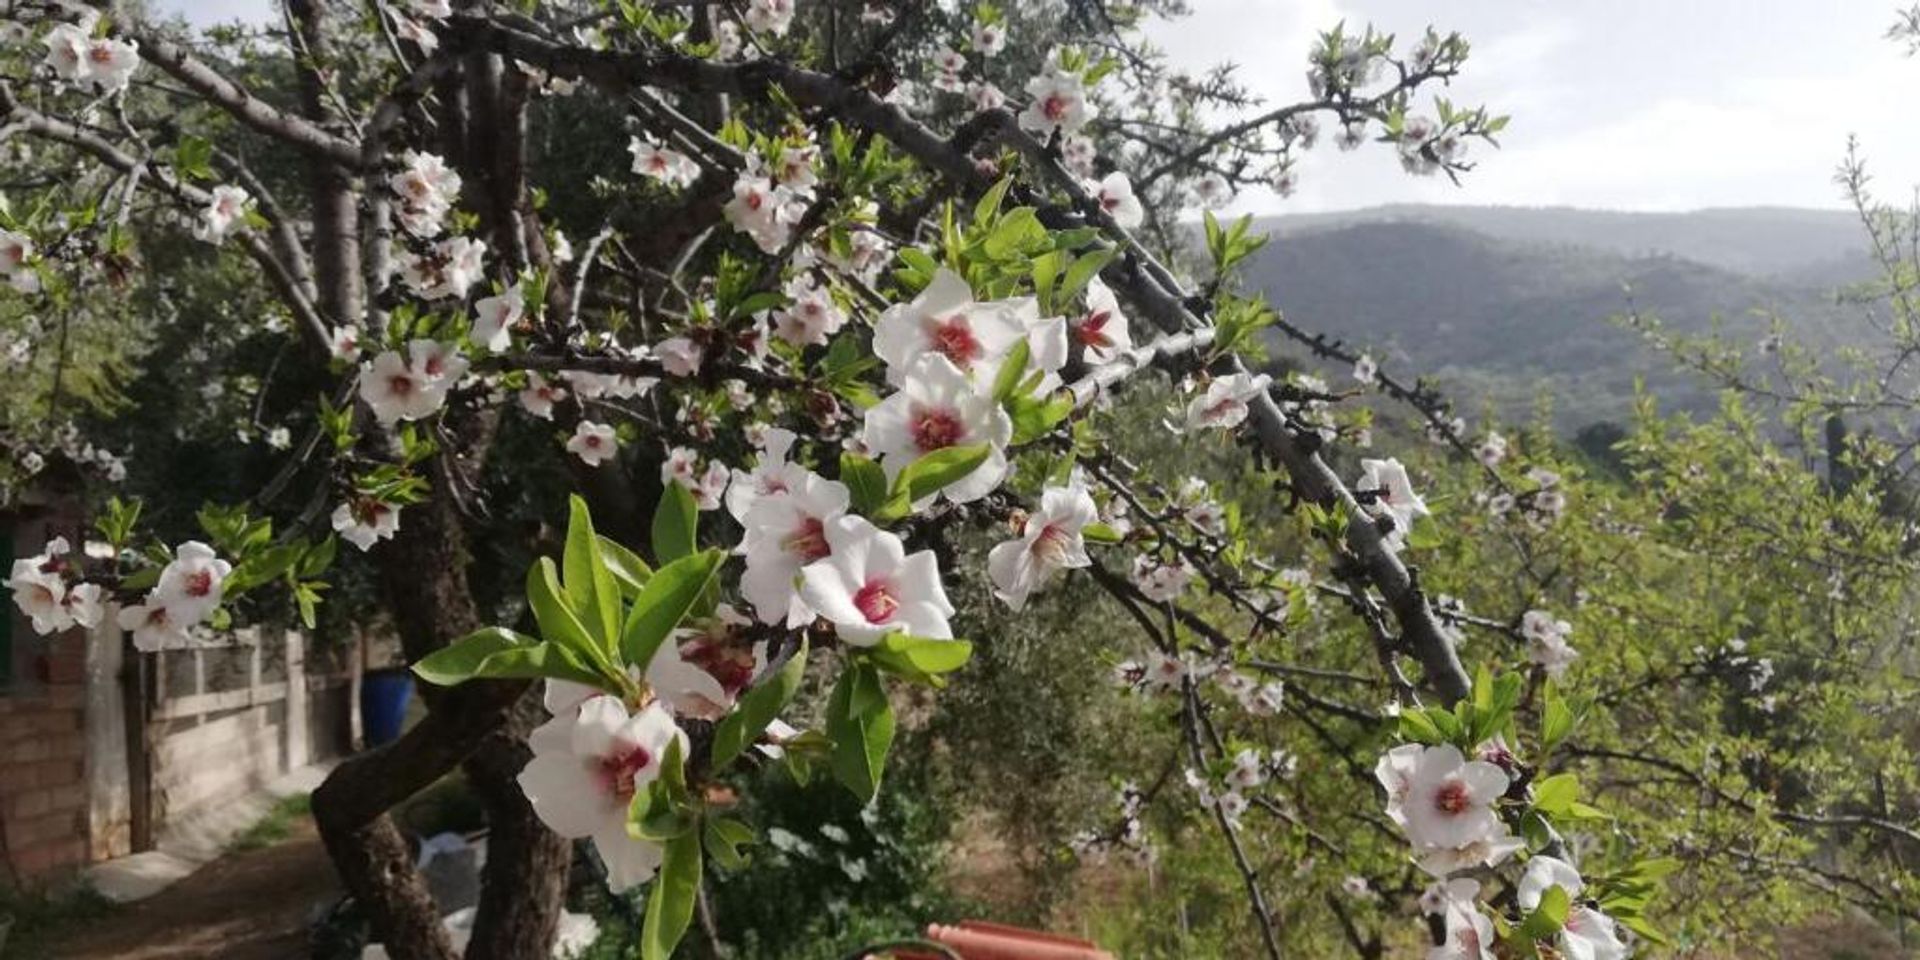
[{"xmin": 362, "ymin": 668, "xmax": 414, "ymax": 746}]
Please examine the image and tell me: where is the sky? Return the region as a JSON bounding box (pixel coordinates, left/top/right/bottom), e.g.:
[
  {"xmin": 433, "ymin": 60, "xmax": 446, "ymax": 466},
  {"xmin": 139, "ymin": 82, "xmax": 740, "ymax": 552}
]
[{"xmin": 157, "ymin": 0, "xmax": 1920, "ymax": 215}]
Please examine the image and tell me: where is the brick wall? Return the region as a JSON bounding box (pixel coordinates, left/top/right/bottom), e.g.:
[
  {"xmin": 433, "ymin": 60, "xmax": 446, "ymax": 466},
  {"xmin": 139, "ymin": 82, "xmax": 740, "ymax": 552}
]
[{"xmin": 0, "ymin": 631, "xmax": 92, "ymax": 882}]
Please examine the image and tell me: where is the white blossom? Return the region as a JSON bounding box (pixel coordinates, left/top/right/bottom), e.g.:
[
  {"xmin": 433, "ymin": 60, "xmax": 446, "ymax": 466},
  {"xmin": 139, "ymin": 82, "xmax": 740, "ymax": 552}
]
[
  {"xmin": 988, "ymin": 482, "xmax": 1097, "ymax": 610},
  {"xmin": 566, "ymin": 421, "xmax": 619, "ymax": 467},
  {"xmin": 798, "ymin": 515, "xmax": 954, "ymax": 645}
]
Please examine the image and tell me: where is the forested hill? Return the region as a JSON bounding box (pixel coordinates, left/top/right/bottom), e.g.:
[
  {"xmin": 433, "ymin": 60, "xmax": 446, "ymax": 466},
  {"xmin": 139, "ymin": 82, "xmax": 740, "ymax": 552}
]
[{"xmin": 1240, "ymin": 207, "xmax": 1875, "ymax": 428}]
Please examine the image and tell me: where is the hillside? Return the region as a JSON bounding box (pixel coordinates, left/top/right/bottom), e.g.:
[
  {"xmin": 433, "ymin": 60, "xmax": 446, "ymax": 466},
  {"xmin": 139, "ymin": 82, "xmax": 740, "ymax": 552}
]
[
  {"xmin": 1252, "ymin": 204, "xmax": 1873, "ymax": 281},
  {"xmin": 1241, "ymin": 214, "xmax": 1870, "ymax": 428}
]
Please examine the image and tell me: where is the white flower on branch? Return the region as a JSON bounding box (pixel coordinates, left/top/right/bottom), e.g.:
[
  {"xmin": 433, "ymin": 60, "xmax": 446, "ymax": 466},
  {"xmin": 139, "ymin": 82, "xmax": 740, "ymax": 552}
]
[
  {"xmin": 799, "ymin": 515, "xmax": 955, "ymax": 645},
  {"xmin": 629, "ymin": 136, "xmax": 700, "ymax": 189},
  {"xmin": 967, "ymin": 81, "xmax": 1006, "ymax": 112},
  {"xmin": 7, "ymin": 538, "xmax": 100, "ymax": 635},
  {"xmin": 1130, "ymin": 554, "xmax": 1194, "ymax": 603},
  {"xmin": 1090, "ymin": 172, "xmax": 1144, "ymax": 229},
  {"xmin": 740, "ymin": 465, "xmax": 850, "ymax": 627},
  {"xmin": 332, "ymin": 497, "xmax": 401, "ymax": 552},
  {"xmin": 1521, "ymin": 609, "xmax": 1578, "ymax": 678},
  {"xmin": 744, "ymin": 0, "xmax": 796, "ymax": 37},
  {"xmin": 392, "ymin": 15, "xmax": 439, "ymax": 55},
  {"xmin": 972, "ymin": 22, "xmax": 1006, "ymax": 56},
  {"xmin": 1060, "ymin": 134, "xmax": 1098, "ymax": 177},
  {"xmin": 1352, "ymin": 353, "xmax": 1378, "ymax": 386},
  {"xmin": 1071, "ymin": 277, "xmax": 1133, "ymax": 365},
  {"xmin": 193, "ymin": 185, "xmax": 251, "ymax": 244},
  {"xmin": 1519, "ymin": 857, "xmax": 1629, "ymax": 960},
  {"xmin": 518, "ymin": 372, "xmax": 567, "ymax": 420},
  {"xmin": 389, "ymin": 150, "xmax": 462, "ymax": 237},
  {"xmin": 153, "ymin": 541, "xmax": 231, "ymax": 628},
  {"xmin": 358, "ymin": 341, "xmax": 468, "ymax": 424},
  {"xmin": 119, "ymin": 600, "xmax": 188, "ymax": 651},
  {"xmin": 1425, "ymin": 877, "xmax": 1495, "ymax": 960},
  {"xmin": 988, "ymin": 481, "xmax": 1097, "ymax": 610},
  {"xmin": 656, "ymin": 336, "xmax": 704, "ymax": 377},
  {"xmin": 1181, "ymin": 371, "xmax": 1272, "ymax": 432},
  {"xmin": 775, "ymin": 274, "xmax": 847, "ymax": 347},
  {"xmin": 723, "ymin": 173, "xmax": 809, "ymax": 254},
  {"xmin": 327, "ymin": 325, "xmax": 361, "ymax": 362},
  {"xmin": 1019, "ymin": 70, "xmax": 1097, "ymax": 137},
  {"xmin": 518, "ymin": 695, "xmax": 681, "ymax": 892},
  {"xmin": 1474, "ymin": 430, "xmax": 1507, "ymax": 468},
  {"xmin": 726, "ymin": 427, "xmax": 806, "ymax": 522},
  {"xmin": 399, "ymin": 235, "xmax": 488, "ymax": 300},
  {"xmin": 1358, "ymin": 457, "xmax": 1428, "ymax": 547},
  {"xmin": 661, "ymin": 447, "xmax": 730, "ymax": 509},
  {"xmin": 0, "ymin": 228, "xmax": 38, "ymax": 293},
  {"xmin": 863, "ymin": 354, "xmax": 1013, "ymax": 505},
  {"xmin": 873, "ymin": 267, "xmax": 1025, "ymax": 384},
  {"xmin": 931, "ymin": 49, "xmax": 967, "ymax": 93},
  {"xmin": 566, "ymin": 421, "xmax": 619, "ymax": 467},
  {"xmin": 471, "ymin": 283, "xmax": 523, "ymax": 353},
  {"xmin": 44, "ymin": 24, "xmax": 139, "ymax": 93}
]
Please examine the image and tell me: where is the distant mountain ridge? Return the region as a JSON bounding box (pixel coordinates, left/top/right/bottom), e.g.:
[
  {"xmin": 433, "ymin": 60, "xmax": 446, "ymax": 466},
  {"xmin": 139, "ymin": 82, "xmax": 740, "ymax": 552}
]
[
  {"xmin": 1237, "ymin": 207, "xmax": 1873, "ymax": 427},
  {"xmin": 1253, "ymin": 204, "xmax": 1874, "ymax": 284}
]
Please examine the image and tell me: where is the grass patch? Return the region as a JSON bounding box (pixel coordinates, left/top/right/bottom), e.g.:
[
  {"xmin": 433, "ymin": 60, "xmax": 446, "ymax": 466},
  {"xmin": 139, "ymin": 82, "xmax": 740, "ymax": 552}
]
[
  {"xmin": 227, "ymin": 792, "xmax": 313, "ymax": 853},
  {"xmin": 0, "ymin": 883, "xmax": 116, "ymax": 956}
]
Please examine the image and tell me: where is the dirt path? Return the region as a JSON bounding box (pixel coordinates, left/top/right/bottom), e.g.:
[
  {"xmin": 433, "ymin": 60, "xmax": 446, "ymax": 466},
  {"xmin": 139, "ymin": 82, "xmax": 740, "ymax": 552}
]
[{"xmin": 53, "ymin": 818, "xmax": 340, "ymax": 960}]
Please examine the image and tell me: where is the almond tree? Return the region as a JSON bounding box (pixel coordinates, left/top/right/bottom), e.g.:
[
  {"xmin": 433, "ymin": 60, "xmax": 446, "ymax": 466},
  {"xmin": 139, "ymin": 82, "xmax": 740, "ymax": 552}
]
[{"xmin": 0, "ymin": 2, "xmax": 1703, "ymax": 958}]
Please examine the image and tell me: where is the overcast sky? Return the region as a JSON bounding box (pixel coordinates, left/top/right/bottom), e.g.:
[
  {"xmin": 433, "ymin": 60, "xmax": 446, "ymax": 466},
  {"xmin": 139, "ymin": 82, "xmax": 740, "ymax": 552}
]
[{"xmin": 159, "ymin": 0, "xmax": 1920, "ymax": 215}]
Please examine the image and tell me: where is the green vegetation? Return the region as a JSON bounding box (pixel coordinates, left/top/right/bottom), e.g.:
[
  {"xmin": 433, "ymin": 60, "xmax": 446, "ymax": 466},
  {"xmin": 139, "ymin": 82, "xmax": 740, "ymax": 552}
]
[{"xmin": 227, "ymin": 792, "xmax": 314, "ymax": 853}]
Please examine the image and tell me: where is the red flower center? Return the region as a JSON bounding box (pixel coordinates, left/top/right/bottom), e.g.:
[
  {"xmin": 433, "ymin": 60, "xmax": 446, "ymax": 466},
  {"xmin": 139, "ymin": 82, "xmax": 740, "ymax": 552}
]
[
  {"xmin": 597, "ymin": 744, "xmax": 654, "ymax": 802},
  {"xmin": 782, "ymin": 516, "xmax": 831, "ymax": 562},
  {"xmin": 1044, "ymin": 94, "xmax": 1070, "ymax": 122},
  {"xmin": 928, "ymin": 315, "xmax": 983, "ymax": 367},
  {"xmin": 910, "ymin": 405, "xmax": 965, "ymax": 453},
  {"xmin": 683, "ymin": 639, "xmax": 757, "ymax": 696},
  {"xmin": 388, "ymin": 374, "xmax": 416, "ymax": 396},
  {"xmin": 1076, "ymin": 311, "xmax": 1113, "ymax": 349},
  {"xmin": 853, "ymin": 578, "xmax": 900, "ymax": 625},
  {"xmin": 1433, "ymin": 779, "xmax": 1471, "ymax": 815},
  {"xmin": 184, "ymin": 569, "xmax": 215, "ymax": 598},
  {"xmin": 1032, "ymin": 523, "xmax": 1072, "ymax": 565}
]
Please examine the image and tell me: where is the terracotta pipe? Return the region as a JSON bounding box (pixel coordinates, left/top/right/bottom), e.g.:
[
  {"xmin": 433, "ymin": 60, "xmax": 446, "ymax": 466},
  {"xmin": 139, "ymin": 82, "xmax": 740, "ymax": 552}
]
[{"xmin": 889, "ymin": 920, "xmax": 1114, "ymax": 960}]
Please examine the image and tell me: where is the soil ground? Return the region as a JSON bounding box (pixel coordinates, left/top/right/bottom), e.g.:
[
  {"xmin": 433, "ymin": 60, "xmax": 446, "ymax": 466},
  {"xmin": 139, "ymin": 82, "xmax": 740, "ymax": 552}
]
[{"xmin": 48, "ymin": 818, "xmax": 339, "ymax": 960}]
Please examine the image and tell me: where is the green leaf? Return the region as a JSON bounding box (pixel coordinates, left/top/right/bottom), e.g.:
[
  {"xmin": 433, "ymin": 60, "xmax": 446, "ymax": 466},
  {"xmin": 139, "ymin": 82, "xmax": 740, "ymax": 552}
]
[
  {"xmin": 972, "ymin": 175, "xmax": 1013, "ymax": 229},
  {"xmin": 1009, "ymin": 391, "xmax": 1075, "ymax": 444},
  {"xmin": 1518, "ymin": 883, "xmax": 1570, "ymax": 939},
  {"xmin": 598, "ymin": 535, "xmax": 653, "ymax": 596},
  {"xmin": 1532, "ymin": 772, "xmax": 1579, "ymax": 816},
  {"xmin": 711, "ymin": 639, "xmax": 809, "ymax": 769},
  {"xmin": 867, "ymin": 635, "xmax": 973, "ymax": 686},
  {"xmin": 704, "ymin": 817, "xmax": 755, "ymax": 871},
  {"xmin": 641, "ymin": 829, "xmax": 702, "ymax": 960},
  {"xmin": 651, "ymin": 482, "xmax": 699, "ymax": 564},
  {"xmin": 828, "ymin": 664, "xmax": 895, "ymax": 802},
  {"xmin": 991, "ymin": 339, "xmax": 1033, "ymax": 403},
  {"xmin": 1061, "ymin": 247, "xmax": 1118, "ymax": 301},
  {"xmin": 1397, "ymin": 708, "xmax": 1446, "ymax": 745},
  {"xmin": 528, "ymin": 558, "xmax": 605, "ymax": 671},
  {"xmin": 412, "ymin": 627, "xmax": 606, "ymax": 688},
  {"xmin": 892, "ymin": 443, "xmax": 991, "ymax": 508},
  {"xmin": 1541, "ymin": 689, "xmax": 1576, "ymax": 752},
  {"xmin": 620, "ymin": 549, "xmax": 726, "ymax": 668},
  {"xmin": 840, "ymin": 452, "xmax": 892, "ymax": 516},
  {"xmin": 1082, "ymin": 522, "xmax": 1123, "ymax": 544},
  {"xmin": 983, "ymin": 207, "xmax": 1045, "ymax": 259},
  {"xmin": 563, "ymin": 496, "xmax": 622, "ymax": 652}
]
